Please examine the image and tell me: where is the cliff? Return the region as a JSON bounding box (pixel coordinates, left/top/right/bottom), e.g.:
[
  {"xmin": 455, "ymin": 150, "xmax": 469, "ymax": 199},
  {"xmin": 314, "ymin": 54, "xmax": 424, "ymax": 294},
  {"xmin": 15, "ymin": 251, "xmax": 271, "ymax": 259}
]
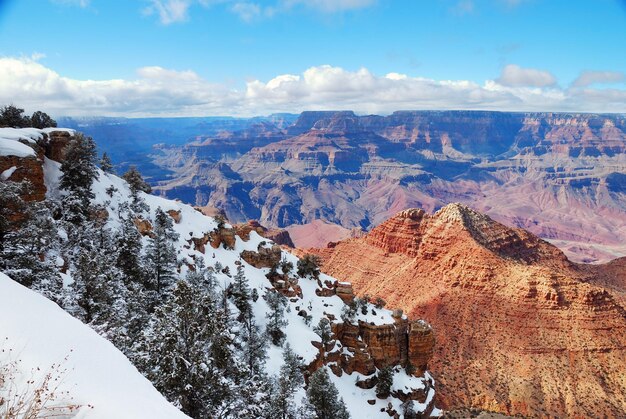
[
  {"xmin": 306, "ymin": 203, "xmax": 626, "ymax": 418},
  {"xmin": 153, "ymin": 111, "xmax": 626, "ymax": 263}
]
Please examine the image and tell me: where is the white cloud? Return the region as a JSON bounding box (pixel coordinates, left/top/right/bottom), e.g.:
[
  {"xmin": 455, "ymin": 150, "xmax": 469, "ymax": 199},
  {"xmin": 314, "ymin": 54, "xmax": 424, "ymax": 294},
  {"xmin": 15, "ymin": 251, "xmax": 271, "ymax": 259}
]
[
  {"xmin": 282, "ymin": 0, "xmax": 376, "ymax": 13},
  {"xmin": 144, "ymin": 0, "xmax": 193, "ymax": 24},
  {"xmin": 231, "ymin": 2, "xmax": 262, "ymax": 21},
  {"xmin": 0, "ymin": 57, "xmax": 624, "ymax": 117},
  {"xmin": 572, "ymin": 71, "xmax": 625, "ymax": 87},
  {"xmin": 51, "ymin": 0, "xmax": 90, "ymax": 7},
  {"xmin": 496, "ymin": 64, "xmax": 556, "ymax": 87}
]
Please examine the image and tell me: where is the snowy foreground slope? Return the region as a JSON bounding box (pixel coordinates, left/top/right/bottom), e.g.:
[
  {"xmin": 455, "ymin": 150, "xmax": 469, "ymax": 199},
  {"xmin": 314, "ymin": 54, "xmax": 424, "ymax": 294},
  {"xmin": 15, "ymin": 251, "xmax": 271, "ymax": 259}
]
[
  {"xmin": 0, "ymin": 272, "xmax": 188, "ymax": 419},
  {"xmin": 1, "ymin": 128, "xmax": 438, "ymax": 418}
]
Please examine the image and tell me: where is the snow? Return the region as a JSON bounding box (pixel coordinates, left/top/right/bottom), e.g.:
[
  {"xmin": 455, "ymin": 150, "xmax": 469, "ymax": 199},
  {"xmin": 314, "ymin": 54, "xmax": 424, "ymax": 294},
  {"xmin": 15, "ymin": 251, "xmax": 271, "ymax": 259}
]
[
  {"xmin": 0, "ymin": 139, "xmax": 35, "ymax": 157},
  {"xmin": 0, "ymin": 166, "xmax": 17, "ymax": 180},
  {"xmin": 0, "ymin": 272, "xmax": 188, "ymax": 419},
  {"xmin": 0, "ymin": 127, "xmax": 74, "ymax": 158}
]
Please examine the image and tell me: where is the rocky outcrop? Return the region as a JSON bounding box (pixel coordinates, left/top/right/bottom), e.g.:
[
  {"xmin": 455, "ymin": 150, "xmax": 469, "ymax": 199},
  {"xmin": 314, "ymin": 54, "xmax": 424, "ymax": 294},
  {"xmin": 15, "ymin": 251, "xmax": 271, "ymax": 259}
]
[
  {"xmin": 40, "ymin": 130, "xmax": 73, "ymax": 163},
  {"xmin": 234, "ymin": 220, "xmax": 295, "ymax": 247},
  {"xmin": 0, "ymin": 130, "xmax": 77, "ymax": 202},
  {"xmin": 240, "ymin": 244, "xmax": 282, "ymax": 269},
  {"xmin": 133, "ymin": 218, "xmax": 153, "ymax": 237},
  {"xmin": 210, "ymin": 225, "xmax": 237, "ymax": 250},
  {"xmin": 0, "ymin": 154, "xmax": 46, "ymax": 201},
  {"xmin": 166, "ymin": 209, "xmax": 182, "ymax": 223},
  {"xmin": 308, "ymin": 204, "xmax": 626, "ymax": 418}
]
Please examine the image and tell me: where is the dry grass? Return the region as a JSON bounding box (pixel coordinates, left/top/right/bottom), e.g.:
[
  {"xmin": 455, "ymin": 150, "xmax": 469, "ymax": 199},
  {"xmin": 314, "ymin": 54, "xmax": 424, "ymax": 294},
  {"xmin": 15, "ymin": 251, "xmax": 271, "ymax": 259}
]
[{"xmin": 0, "ymin": 338, "xmax": 89, "ymax": 418}]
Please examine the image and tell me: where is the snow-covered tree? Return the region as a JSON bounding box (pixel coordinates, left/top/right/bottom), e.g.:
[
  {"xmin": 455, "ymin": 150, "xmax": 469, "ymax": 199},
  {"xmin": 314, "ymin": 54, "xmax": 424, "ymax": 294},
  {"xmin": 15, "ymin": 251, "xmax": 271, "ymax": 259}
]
[
  {"xmin": 375, "ymin": 366, "xmax": 394, "ymax": 399},
  {"xmin": 30, "ymin": 110, "xmax": 57, "ymax": 129},
  {"xmin": 264, "ymin": 289, "xmax": 288, "ymax": 345},
  {"xmin": 116, "ymin": 208, "xmax": 145, "ymax": 287},
  {"xmin": 59, "ymin": 133, "xmax": 98, "ymax": 224},
  {"xmin": 122, "ymin": 166, "xmax": 151, "ymax": 211},
  {"xmin": 306, "ymin": 368, "xmax": 350, "ymax": 419},
  {"xmin": 99, "ymin": 152, "xmax": 113, "ymax": 173},
  {"xmin": 313, "ymin": 318, "xmax": 332, "ymax": 346},
  {"xmin": 230, "ymin": 264, "xmax": 252, "ymax": 320},
  {"xmin": 268, "ymin": 343, "xmax": 305, "ymax": 418},
  {"xmin": 145, "ymin": 207, "xmax": 179, "ymax": 301},
  {"xmin": 140, "ymin": 280, "xmax": 222, "ymax": 417}
]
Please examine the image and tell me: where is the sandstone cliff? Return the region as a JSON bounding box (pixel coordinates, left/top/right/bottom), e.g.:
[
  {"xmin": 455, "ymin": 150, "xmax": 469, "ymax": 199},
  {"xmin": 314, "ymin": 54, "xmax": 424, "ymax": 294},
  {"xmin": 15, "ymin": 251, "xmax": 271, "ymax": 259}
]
[{"xmin": 306, "ymin": 204, "xmax": 626, "ymax": 418}]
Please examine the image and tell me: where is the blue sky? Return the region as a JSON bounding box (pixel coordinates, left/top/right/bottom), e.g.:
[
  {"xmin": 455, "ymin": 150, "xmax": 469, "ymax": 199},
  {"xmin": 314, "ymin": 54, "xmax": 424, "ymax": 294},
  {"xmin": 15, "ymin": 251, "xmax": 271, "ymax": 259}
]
[{"xmin": 0, "ymin": 0, "xmax": 625, "ymax": 116}]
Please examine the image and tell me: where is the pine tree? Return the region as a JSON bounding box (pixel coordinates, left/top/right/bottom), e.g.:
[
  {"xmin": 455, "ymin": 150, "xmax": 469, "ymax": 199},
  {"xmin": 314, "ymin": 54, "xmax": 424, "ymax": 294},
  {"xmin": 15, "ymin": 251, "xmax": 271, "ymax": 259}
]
[
  {"xmin": 139, "ymin": 279, "xmax": 241, "ymax": 418},
  {"xmin": 306, "ymin": 368, "xmax": 350, "ymax": 419},
  {"xmin": 0, "ymin": 181, "xmax": 62, "ymax": 303},
  {"xmin": 230, "ymin": 264, "xmax": 252, "ymax": 320},
  {"xmin": 67, "ymin": 220, "xmax": 126, "ymax": 327},
  {"xmin": 99, "ymin": 152, "xmax": 113, "ymax": 173},
  {"xmin": 59, "ymin": 133, "xmax": 98, "ymax": 224},
  {"xmin": 122, "ymin": 166, "xmax": 151, "ymax": 211},
  {"xmin": 313, "ymin": 318, "xmax": 333, "ymax": 346},
  {"xmin": 268, "ymin": 343, "xmax": 305, "ymax": 419},
  {"xmin": 116, "ymin": 208, "xmax": 144, "ymax": 286},
  {"xmin": 0, "ymin": 105, "xmax": 30, "ymax": 127},
  {"xmin": 30, "ymin": 110, "xmax": 57, "ymax": 129},
  {"xmin": 264, "ymin": 289, "xmax": 288, "ymax": 345},
  {"xmin": 239, "ymin": 309, "xmax": 267, "ymax": 380},
  {"xmin": 375, "ymin": 366, "xmax": 394, "ymax": 399},
  {"xmin": 140, "ymin": 280, "xmax": 223, "ymax": 417},
  {"xmin": 145, "ymin": 207, "xmax": 179, "ymax": 301}
]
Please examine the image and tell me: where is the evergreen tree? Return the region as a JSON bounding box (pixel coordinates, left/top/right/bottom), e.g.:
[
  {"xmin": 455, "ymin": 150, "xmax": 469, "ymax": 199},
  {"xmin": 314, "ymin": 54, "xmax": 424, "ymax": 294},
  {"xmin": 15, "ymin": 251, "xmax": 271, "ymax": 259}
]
[
  {"xmin": 297, "ymin": 254, "xmax": 321, "ymax": 279},
  {"xmin": 239, "ymin": 310, "xmax": 267, "ymax": 380},
  {"xmin": 145, "ymin": 207, "xmax": 179, "ymax": 301},
  {"xmin": 185, "ymin": 257, "xmax": 216, "ymax": 292},
  {"xmin": 0, "ymin": 105, "xmax": 30, "ymax": 127},
  {"xmin": 264, "ymin": 289, "xmax": 288, "ymax": 345},
  {"xmin": 116, "ymin": 208, "xmax": 144, "ymax": 286},
  {"xmin": 306, "ymin": 368, "xmax": 350, "ymax": 419},
  {"xmin": 230, "ymin": 264, "xmax": 252, "ymax": 320},
  {"xmin": 30, "ymin": 110, "xmax": 57, "ymax": 129},
  {"xmin": 313, "ymin": 318, "xmax": 333, "ymax": 346},
  {"xmin": 375, "ymin": 366, "xmax": 394, "ymax": 399},
  {"xmin": 0, "ymin": 181, "xmax": 62, "ymax": 303},
  {"xmin": 268, "ymin": 343, "xmax": 305, "ymax": 419},
  {"xmin": 59, "ymin": 133, "xmax": 98, "ymax": 224},
  {"xmin": 71, "ymin": 235, "xmax": 125, "ymax": 328},
  {"xmin": 140, "ymin": 280, "xmax": 232, "ymax": 418},
  {"xmin": 122, "ymin": 166, "xmax": 151, "ymax": 211},
  {"xmin": 99, "ymin": 152, "xmax": 113, "ymax": 173}
]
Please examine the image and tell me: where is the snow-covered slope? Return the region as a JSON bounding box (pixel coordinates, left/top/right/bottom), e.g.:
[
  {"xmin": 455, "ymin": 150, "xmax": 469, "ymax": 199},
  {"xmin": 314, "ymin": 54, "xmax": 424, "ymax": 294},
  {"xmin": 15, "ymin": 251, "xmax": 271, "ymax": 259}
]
[
  {"xmin": 60, "ymin": 161, "xmax": 437, "ymax": 418},
  {"xmin": 0, "ymin": 272, "xmax": 188, "ymax": 419},
  {"xmin": 2, "ymin": 128, "xmax": 438, "ymax": 418}
]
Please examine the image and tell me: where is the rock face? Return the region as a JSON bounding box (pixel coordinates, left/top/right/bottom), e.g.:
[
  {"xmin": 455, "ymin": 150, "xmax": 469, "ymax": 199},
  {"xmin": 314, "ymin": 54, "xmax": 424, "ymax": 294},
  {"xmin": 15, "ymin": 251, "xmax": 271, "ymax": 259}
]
[
  {"xmin": 307, "ymin": 204, "xmax": 626, "ymax": 418},
  {"xmin": 152, "ymin": 110, "xmax": 626, "ymax": 263},
  {"xmin": 0, "ymin": 154, "xmax": 46, "ymax": 201},
  {"xmin": 234, "ymin": 220, "xmax": 295, "ymax": 247},
  {"xmin": 0, "ymin": 129, "xmax": 78, "ymax": 202}
]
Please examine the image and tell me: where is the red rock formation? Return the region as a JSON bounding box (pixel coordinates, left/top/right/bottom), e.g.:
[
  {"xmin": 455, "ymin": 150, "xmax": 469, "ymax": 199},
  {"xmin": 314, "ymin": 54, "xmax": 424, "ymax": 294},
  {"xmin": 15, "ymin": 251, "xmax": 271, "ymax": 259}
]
[
  {"xmin": 308, "ymin": 204, "xmax": 626, "ymax": 418},
  {"xmin": 0, "ymin": 154, "xmax": 46, "ymax": 201},
  {"xmin": 234, "ymin": 220, "xmax": 295, "ymax": 247}
]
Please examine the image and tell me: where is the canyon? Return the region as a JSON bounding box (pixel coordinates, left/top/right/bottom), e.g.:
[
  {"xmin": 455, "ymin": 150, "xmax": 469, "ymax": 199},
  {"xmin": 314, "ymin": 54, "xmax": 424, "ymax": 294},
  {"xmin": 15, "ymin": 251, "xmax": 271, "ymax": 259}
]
[
  {"xmin": 301, "ymin": 204, "xmax": 626, "ymax": 418},
  {"xmin": 140, "ymin": 110, "xmax": 626, "ymax": 264}
]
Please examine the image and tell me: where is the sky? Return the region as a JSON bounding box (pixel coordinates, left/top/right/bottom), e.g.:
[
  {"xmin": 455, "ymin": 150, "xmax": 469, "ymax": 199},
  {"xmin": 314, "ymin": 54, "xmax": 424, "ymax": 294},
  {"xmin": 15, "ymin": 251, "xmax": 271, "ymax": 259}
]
[{"xmin": 0, "ymin": 0, "xmax": 625, "ymax": 117}]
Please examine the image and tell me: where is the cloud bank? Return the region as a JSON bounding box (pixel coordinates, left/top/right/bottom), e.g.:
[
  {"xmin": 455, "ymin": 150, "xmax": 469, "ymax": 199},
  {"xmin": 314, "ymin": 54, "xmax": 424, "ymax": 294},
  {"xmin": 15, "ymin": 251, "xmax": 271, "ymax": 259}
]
[{"xmin": 0, "ymin": 57, "xmax": 624, "ymax": 117}]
